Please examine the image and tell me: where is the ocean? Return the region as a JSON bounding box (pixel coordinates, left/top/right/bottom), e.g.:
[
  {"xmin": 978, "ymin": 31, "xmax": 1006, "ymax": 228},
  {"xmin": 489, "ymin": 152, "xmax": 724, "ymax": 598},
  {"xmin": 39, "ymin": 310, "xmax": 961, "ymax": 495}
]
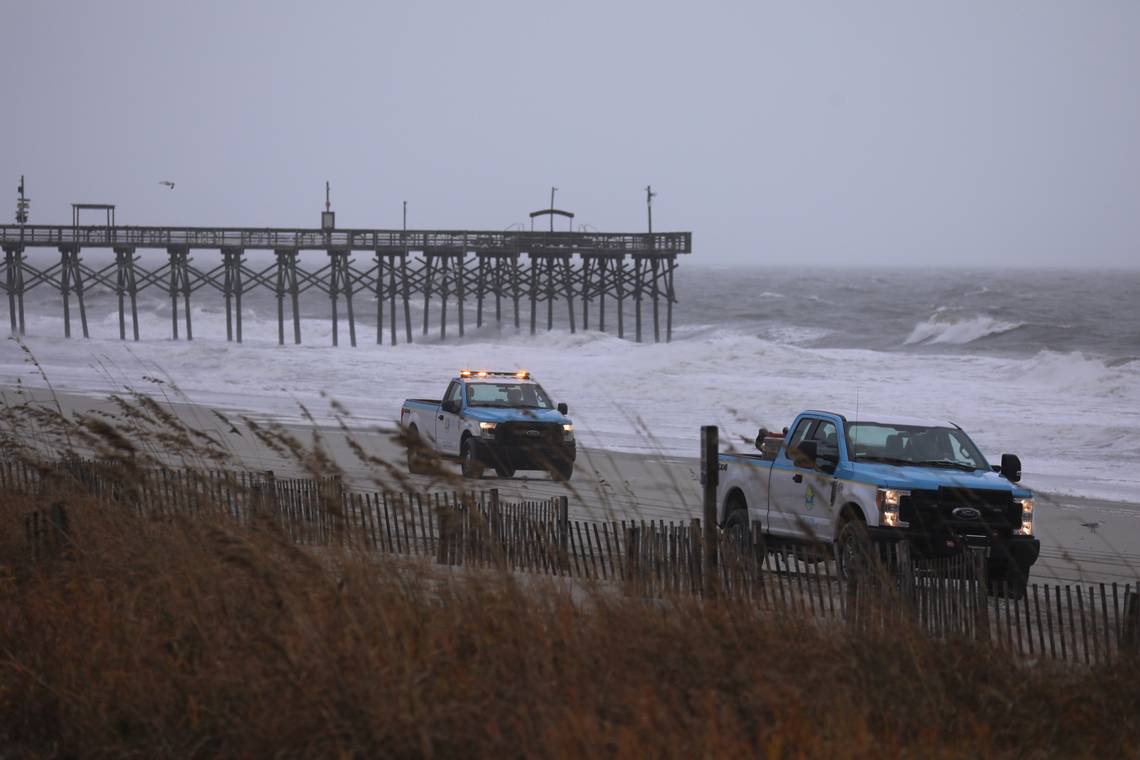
[{"xmin": 2, "ymin": 263, "xmax": 1138, "ymax": 501}]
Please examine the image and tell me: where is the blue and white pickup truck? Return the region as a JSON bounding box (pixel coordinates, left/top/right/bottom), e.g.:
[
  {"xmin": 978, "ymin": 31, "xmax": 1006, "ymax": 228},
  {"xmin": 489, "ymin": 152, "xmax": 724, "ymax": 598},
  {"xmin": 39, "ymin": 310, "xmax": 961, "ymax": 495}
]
[
  {"xmin": 400, "ymin": 370, "xmax": 576, "ymax": 480},
  {"xmin": 718, "ymin": 410, "xmax": 1040, "ymax": 594}
]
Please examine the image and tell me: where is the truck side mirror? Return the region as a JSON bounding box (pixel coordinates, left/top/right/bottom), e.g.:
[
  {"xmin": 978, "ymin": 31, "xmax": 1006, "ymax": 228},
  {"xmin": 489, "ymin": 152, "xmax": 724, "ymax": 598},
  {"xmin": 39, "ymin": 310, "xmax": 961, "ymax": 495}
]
[
  {"xmin": 1000, "ymin": 454, "xmax": 1021, "ymax": 483},
  {"xmin": 557, "ymin": 402, "xmax": 568, "ymax": 415},
  {"xmin": 442, "ymin": 399, "xmax": 461, "ymax": 414}
]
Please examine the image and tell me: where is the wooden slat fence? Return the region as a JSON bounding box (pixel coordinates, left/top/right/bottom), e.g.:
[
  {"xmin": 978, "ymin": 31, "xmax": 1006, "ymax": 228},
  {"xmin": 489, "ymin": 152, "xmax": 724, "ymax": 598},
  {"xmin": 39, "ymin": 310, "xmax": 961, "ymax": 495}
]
[{"xmin": 4, "ymin": 456, "xmax": 1139, "ymax": 666}]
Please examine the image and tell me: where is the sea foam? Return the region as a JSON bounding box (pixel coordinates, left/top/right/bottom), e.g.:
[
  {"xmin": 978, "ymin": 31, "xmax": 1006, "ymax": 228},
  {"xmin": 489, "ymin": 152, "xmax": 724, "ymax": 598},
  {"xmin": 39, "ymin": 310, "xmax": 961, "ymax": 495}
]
[{"xmin": 3, "ymin": 309, "xmax": 1139, "ymax": 501}]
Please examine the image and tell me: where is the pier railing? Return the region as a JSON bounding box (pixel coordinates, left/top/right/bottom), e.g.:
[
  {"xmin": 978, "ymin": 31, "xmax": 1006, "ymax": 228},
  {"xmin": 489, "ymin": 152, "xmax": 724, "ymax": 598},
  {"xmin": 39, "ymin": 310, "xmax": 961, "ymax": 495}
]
[{"xmin": 0, "ymin": 224, "xmax": 690, "ymax": 255}]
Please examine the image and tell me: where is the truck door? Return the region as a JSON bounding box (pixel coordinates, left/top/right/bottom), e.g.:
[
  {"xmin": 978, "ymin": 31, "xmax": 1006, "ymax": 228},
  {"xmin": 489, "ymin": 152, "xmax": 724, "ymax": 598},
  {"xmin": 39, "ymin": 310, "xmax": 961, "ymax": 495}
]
[
  {"xmin": 437, "ymin": 381, "xmax": 464, "ymax": 456},
  {"xmin": 800, "ymin": 420, "xmax": 841, "ymax": 541},
  {"xmin": 767, "ymin": 417, "xmax": 816, "ymax": 539}
]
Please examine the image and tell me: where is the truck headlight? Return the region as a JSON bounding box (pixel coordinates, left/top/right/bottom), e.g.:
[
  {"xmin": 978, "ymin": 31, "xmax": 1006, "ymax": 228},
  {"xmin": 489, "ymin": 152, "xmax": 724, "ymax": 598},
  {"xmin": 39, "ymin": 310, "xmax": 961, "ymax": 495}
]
[
  {"xmin": 478, "ymin": 422, "xmax": 497, "ymax": 437},
  {"xmin": 876, "ymin": 488, "xmax": 910, "ymax": 528},
  {"xmin": 562, "ymin": 423, "xmax": 574, "ymax": 441},
  {"xmin": 1015, "ymin": 497, "xmax": 1034, "ymax": 536}
]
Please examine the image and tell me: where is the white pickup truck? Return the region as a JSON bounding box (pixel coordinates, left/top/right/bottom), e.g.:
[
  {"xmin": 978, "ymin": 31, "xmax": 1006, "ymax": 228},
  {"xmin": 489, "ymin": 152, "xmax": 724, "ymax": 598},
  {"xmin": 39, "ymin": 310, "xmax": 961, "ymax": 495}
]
[
  {"xmin": 400, "ymin": 370, "xmax": 576, "ymax": 480},
  {"xmin": 717, "ymin": 410, "xmax": 1039, "ymax": 594}
]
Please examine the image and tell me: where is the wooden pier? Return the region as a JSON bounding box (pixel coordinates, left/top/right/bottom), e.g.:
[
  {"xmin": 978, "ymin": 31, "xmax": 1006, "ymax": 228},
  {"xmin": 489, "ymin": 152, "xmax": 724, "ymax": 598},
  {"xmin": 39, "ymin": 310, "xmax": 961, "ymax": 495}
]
[{"xmin": 0, "ymin": 223, "xmax": 691, "ymax": 345}]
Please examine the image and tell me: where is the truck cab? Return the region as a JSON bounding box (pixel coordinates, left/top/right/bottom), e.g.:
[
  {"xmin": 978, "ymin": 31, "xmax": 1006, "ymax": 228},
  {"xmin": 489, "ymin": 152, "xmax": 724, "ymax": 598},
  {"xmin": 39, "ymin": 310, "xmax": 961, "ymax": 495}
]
[
  {"xmin": 401, "ymin": 370, "xmax": 576, "ymax": 480},
  {"xmin": 718, "ymin": 410, "xmax": 1040, "ymax": 593}
]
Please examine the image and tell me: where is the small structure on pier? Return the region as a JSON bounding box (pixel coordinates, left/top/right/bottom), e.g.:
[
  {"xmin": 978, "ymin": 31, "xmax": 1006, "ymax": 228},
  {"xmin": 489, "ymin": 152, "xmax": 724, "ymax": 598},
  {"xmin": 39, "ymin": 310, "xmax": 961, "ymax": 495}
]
[{"xmin": 1, "ymin": 207, "xmax": 692, "ymax": 346}]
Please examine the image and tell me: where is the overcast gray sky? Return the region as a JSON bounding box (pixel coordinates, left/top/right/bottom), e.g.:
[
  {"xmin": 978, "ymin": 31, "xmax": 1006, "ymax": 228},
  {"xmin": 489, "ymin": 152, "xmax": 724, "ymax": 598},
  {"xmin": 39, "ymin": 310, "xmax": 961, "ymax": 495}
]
[{"xmin": 4, "ymin": 0, "xmax": 1138, "ymax": 267}]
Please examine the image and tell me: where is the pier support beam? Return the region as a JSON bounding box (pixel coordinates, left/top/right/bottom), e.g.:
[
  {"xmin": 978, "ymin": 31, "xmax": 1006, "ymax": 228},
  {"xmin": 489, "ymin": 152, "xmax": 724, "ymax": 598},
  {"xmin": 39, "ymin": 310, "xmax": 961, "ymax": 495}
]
[
  {"xmin": 438, "ymin": 255, "xmax": 450, "ymax": 340},
  {"xmin": 167, "ymin": 246, "xmax": 193, "ymax": 340},
  {"xmin": 580, "ymin": 256, "xmax": 592, "ymax": 331},
  {"xmin": 651, "ymin": 256, "xmax": 661, "ymax": 343},
  {"xmin": 328, "ymin": 249, "xmax": 357, "ymax": 347},
  {"xmin": 400, "ymin": 253, "xmax": 413, "ymax": 344},
  {"xmin": 633, "ymin": 256, "xmax": 644, "ymax": 343},
  {"xmin": 422, "ymin": 254, "xmax": 434, "ymax": 337},
  {"xmin": 387, "ymin": 253, "xmax": 398, "ymax": 345},
  {"xmin": 616, "ymin": 257, "xmax": 626, "ymax": 339},
  {"xmin": 221, "ymin": 247, "xmax": 244, "ymax": 343},
  {"xmin": 114, "ymin": 247, "xmax": 140, "ymax": 341},
  {"xmin": 275, "ymin": 249, "xmax": 301, "ymax": 345},
  {"xmin": 59, "ymin": 245, "xmax": 90, "ymax": 339},
  {"xmin": 455, "ymin": 254, "xmax": 465, "ymax": 338},
  {"xmin": 597, "ymin": 256, "xmax": 608, "ymax": 333},
  {"xmin": 562, "ymin": 255, "xmax": 576, "ymax": 334},
  {"xmin": 476, "ymin": 256, "xmax": 487, "ymax": 328},
  {"xmin": 3, "ymin": 246, "xmax": 26, "ymax": 336},
  {"xmin": 378, "ymin": 250, "xmax": 392, "ymax": 346},
  {"xmin": 545, "ymin": 257, "xmax": 555, "ymax": 331}
]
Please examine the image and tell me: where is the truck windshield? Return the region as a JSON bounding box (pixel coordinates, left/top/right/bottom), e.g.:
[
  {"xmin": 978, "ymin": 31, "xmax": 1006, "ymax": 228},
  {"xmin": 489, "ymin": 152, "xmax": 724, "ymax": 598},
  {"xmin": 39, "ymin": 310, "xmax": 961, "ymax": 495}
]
[
  {"xmin": 465, "ymin": 382, "xmax": 554, "ymax": 409},
  {"xmin": 845, "ymin": 422, "xmax": 988, "ymax": 471}
]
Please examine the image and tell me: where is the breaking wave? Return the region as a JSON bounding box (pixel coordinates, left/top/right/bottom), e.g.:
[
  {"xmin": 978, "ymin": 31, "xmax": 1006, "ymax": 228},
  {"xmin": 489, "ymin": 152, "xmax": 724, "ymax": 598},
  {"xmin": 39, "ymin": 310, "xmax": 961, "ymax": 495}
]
[{"xmin": 904, "ymin": 310, "xmax": 1025, "ymax": 346}]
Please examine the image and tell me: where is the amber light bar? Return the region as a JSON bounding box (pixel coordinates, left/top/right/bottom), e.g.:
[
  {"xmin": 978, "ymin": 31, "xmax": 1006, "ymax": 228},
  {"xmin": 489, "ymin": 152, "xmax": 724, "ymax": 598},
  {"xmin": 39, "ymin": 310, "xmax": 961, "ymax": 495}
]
[{"xmin": 458, "ymin": 369, "xmax": 530, "ymax": 379}]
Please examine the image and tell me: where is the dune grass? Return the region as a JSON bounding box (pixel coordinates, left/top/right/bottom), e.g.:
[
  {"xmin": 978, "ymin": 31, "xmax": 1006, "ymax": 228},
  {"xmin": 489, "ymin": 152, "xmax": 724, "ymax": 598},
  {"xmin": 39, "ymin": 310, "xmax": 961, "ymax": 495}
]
[
  {"xmin": 1, "ymin": 377, "xmax": 1139, "ymax": 758},
  {"xmin": 2, "ymin": 467, "xmax": 1139, "ymax": 759}
]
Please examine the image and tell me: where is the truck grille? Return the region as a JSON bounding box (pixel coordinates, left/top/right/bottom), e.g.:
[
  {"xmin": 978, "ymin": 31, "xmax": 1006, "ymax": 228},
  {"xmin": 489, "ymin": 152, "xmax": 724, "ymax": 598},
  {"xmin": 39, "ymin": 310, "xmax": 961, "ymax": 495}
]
[
  {"xmin": 900, "ymin": 487, "xmax": 1019, "ymax": 536},
  {"xmin": 496, "ymin": 422, "xmax": 562, "ymax": 445}
]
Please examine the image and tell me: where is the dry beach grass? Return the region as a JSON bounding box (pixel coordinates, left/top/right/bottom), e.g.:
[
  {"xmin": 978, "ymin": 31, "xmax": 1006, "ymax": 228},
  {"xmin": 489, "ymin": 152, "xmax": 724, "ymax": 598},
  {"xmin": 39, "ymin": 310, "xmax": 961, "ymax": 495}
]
[{"xmin": 1, "ymin": 382, "xmax": 1139, "ymax": 758}]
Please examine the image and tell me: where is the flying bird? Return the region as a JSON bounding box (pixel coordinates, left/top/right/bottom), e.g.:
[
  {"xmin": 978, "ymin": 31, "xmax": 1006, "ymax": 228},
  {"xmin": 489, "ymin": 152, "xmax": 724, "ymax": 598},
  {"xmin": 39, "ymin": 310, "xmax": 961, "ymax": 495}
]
[{"xmin": 158, "ymin": 181, "xmax": 175, "ymax": 190}]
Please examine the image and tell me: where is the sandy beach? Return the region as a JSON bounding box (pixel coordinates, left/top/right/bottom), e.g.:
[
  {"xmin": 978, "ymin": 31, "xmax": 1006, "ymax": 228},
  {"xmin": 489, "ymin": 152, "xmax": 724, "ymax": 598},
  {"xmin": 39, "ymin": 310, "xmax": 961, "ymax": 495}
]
[{"xmin": 5, "ymin": 386, "xmax": 1138, "ymax": 586}]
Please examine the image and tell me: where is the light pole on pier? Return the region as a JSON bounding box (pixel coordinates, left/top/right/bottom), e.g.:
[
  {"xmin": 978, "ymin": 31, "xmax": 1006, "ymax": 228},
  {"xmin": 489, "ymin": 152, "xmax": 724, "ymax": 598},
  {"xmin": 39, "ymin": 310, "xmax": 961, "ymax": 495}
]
[
  {"xmin": 15, "ymin": 176, "xmax": 30, "ymax": 226},
  {"xmin": 321, "ymin": 181, "xmax": 335, "ymax": 231},
  {"xmin": 645, "ymin": 184, "xmax": 655, "ymax": 236}
]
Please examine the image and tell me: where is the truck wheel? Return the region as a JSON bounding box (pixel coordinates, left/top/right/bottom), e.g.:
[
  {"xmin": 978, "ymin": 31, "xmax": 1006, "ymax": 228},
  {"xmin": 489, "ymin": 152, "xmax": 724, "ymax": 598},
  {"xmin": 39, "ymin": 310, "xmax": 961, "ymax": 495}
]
[
  {"xmin": 406, "ymin": 426, "xmax": 430, "ymax": 475},
  {"xmin": 494, "ymin": 464, "xmax": 516, "ymax": 478},
  {"xmin": 835, "ymin": 516, "xmax": 872, "ymax": 581},
  {"xmin": 551, "ymin": 461, "xmax": 573, "ymax": 482},
  {"xmin": 460, "ymin": 439, "xmax": 485, "ymax": 479},
  {"xmin": 725, "ymin": 508, "xmax": 766, "ymax": 565}
]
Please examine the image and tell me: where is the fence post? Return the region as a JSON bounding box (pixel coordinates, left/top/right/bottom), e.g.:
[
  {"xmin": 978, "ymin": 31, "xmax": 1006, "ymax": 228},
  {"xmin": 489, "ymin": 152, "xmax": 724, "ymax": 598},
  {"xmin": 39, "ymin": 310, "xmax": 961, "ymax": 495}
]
[
  {"xmin": 49, "ymin": 501, "xmax": 72, "ymax": 558},
  {"xmin": 436, "ymin": 505, "xmax": 450, "ymax": 565},
  {"xmin": 970, "ymin": 548, "xmax": 990, "ymax": 642},
  {"xmin": 625, "ymin": 525, "xmax": 641, "ymax": 594},
  {"xmin": 895, "ymin": 541, "xmax": 914, "ymax": 610},
  {"xmin": 1124, "ymin": 585, "xmax": 1140, "ymax": 655},
  {"xmin": 845, "ymin": 561, "xmax": 861, "ymax": 629},
  {"xmin": 263, "ymin": 470, "xmax": 278, "ymax": 518},
  {"xmin": 701, "ymin": 425, "xmax": 719, "ymax": 600},
  {"xmin": 557, "ymin": 495, "xmax": 569, "ymax": 572}
]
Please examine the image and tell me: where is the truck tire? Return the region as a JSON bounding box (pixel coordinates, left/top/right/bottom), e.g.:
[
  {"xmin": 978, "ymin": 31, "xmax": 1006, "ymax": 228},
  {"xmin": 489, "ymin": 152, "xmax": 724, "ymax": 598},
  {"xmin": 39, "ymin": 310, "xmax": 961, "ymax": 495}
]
[
  {"xmin": 494, "ymin": 463, "xmax": 516, "ymax": 478},
  {"xmin": 461, "ymin": 438, "xmax": 485, "ymax": 479},
  {"xmin": 835, "ymin": 516, "xmax": 872, "ymax": 581},
  {"xmin": 406, "ymin": 425, "xmax": 430, "ymax": 475},
  {"xmin": 725, "ymin": 508, "xmax": 766, "ymax": 565},
  {"xmin": 551, "ymin": 461, "xmax": 573, "ymax": 482}
]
